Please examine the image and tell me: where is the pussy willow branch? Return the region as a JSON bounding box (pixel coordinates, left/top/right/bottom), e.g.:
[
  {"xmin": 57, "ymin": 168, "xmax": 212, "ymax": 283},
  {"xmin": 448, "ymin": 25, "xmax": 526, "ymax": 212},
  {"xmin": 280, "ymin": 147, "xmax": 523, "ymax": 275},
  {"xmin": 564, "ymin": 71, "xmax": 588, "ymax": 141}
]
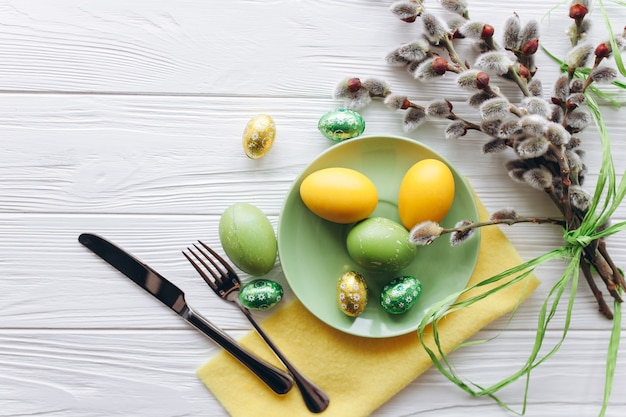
[
  {"xmin": 441, "ymin": 216, "xmax": 566, "ymax": 234},
  {"xmin": 376, "ymin": 0, "xmax": 626, "ymax": 318},
  {"xmin": 580, "ymin": 257, "xmax": 614, "ymax": 319},
  {"xmin": 480, "ymin": 14, "xmax": 626, "ymax": 319},
  {"xmin": 553, "ymin": 44, "xmax": 625, "ymax": 309}
]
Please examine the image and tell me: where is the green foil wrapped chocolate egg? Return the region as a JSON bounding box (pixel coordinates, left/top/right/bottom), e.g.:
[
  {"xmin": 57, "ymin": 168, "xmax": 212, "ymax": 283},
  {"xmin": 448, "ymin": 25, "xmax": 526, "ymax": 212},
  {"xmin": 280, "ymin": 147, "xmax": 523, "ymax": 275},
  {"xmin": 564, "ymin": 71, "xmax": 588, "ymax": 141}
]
[
  {"xmin": 380, "ymin": 275, "xmax": 422, "ymax": 314},
  {"xmin": 318, "ymin": 109, "xmax": 365, "ymax": 141},
  {"xmin": 242, "ymin": 114, "xmax": 276, "ymax": 159},
  {"xmin": 238, "ymin": 279, "xmax": 284, "ymax": 310},
  {"xmin": 337, "ymin": 271, "xmax": 368, "ymax": 317}
]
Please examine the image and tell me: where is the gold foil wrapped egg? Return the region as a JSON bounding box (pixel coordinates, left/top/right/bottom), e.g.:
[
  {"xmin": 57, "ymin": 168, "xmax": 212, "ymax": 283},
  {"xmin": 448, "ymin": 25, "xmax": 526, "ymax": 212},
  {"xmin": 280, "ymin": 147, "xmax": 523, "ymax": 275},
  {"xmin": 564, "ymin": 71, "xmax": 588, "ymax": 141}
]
[
  {"xmin": 337, "ymin": 271, "xmax": 368, "ymax": 317},
  {"xmin": 242, "ymin": 114, "xmax": 276, "ymax": 159}
]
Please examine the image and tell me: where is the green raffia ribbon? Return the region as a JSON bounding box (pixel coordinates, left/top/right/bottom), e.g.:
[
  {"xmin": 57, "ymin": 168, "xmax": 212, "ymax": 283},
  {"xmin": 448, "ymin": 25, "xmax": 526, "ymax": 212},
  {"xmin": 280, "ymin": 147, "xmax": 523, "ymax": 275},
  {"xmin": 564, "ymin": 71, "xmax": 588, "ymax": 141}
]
[{"xmin": 417, "ymin": 2, "xmax": 626, "ymax": 415}]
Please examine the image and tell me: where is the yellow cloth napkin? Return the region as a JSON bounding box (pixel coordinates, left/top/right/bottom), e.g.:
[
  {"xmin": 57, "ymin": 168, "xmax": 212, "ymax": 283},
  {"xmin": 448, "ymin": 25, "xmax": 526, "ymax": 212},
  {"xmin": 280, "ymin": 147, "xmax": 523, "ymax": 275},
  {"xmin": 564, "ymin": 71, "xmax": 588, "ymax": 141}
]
[{"xmin": 197, "ymin": 199, "xmax": 540, "ymax": 416}]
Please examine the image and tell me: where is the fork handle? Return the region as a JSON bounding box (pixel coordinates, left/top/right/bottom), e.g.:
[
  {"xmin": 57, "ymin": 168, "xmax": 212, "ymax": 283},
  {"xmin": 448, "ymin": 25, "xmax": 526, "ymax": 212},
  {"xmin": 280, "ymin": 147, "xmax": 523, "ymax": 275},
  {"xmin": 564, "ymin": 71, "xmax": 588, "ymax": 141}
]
[
  {"xmin": 185, "ymin": 310, "xmax": 294, "ymax": 395},
  {"xmin": 238, "ymin": 304, "xmax": 331, "ymax": 413}
]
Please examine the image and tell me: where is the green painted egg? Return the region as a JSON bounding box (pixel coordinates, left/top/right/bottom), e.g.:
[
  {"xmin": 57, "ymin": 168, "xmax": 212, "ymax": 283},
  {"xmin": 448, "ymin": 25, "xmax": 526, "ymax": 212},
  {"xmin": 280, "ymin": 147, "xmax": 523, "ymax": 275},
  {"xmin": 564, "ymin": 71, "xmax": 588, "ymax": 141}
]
[
  {"xmin": 219, "ymin": 203, "xmax": 277, "ymax": 276},
  {"xmin": 318, "ymin": 109, "xmax": 365, "ymax": 141},
  {"xmin": 346, "ymin": 217, "xmax": 417, "ymax": 272},
  {"xmin": 380, "ymin": 275, "xmax": 422, "ymax": 314},
  {"xmin": 336, "ymin": 271, "xmax": 368, "ymax": 317},
  {"xmin": 242, "ymin": 114, "xmax": 276, "ymax": 159},
  {"xmin": 239, "ymin": 279, "xmax": 284, "ymax": 310}
]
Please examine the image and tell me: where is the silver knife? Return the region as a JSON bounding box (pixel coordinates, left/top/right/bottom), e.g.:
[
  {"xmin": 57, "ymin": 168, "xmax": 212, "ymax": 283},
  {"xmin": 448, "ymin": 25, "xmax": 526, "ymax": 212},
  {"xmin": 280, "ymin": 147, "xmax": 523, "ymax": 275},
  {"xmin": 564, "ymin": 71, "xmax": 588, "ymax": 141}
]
[{"xmin": 78, "ymin": 233, "xmax": 294, "ymax": 395}]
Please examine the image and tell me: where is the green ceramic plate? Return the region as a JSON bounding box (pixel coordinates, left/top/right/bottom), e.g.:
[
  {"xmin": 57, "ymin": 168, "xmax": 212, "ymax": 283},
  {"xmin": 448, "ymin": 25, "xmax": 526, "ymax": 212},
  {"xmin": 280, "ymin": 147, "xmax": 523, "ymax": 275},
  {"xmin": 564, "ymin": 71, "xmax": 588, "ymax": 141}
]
[{"xmin": 278, "ymin": 135, "xmax": 480, "ymax": 338}]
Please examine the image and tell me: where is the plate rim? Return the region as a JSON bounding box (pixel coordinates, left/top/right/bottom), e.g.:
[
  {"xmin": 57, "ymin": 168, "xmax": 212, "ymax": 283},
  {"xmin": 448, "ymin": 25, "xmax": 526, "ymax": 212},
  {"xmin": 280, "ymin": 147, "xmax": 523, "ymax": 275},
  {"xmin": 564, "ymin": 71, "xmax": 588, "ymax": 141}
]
[{"xmin": 277, "ymin": 134, "xmax": 481, "ymax": 338}]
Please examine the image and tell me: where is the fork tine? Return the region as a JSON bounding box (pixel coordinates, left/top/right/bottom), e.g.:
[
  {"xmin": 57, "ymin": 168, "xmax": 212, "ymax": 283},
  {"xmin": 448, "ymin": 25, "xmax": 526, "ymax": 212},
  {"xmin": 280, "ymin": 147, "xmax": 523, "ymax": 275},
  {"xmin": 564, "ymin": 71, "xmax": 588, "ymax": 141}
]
[
  {"xmin": 192, "ymin": 243, "xmax": 228, "ymax": 283},
  {"xmin": 196, "ymin": 240, "xmax": 240, "ymax": 282},
  {"xmin": 182, "ymin": 248, "xmax": 220, "ymax": 291}
]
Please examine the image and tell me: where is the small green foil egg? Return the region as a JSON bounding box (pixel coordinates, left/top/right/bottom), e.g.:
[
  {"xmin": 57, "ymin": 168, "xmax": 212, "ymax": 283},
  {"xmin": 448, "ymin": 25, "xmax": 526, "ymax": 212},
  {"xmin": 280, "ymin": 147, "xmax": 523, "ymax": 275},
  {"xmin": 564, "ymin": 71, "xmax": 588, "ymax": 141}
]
[
  {"xmin": 238, "ymin": 279, "xmax": 284, "ymax": 311},
  {"xmin": 380, "ymin": 275, "xmax": 422, "ymax": 314},
  {"xmin": 337, "ymin": 271, "xmax": 368, "ymax": 317},
  {"xmin": 318, "ymin": 109, "xmax": 365, "ymax": 141},
  {"xmin": 242, "ymin": 114, "xmax": 276, "ymax": 159}
]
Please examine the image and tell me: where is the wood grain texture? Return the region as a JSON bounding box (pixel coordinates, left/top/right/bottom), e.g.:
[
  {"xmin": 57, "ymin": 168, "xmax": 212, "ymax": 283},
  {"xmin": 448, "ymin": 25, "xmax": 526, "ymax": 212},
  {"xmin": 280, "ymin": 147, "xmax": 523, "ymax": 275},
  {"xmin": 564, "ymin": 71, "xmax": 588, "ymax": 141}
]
[
  {"xmin": 0, "ymin": 213, "xmax": 623, "ymax": 349},
  {"xmin": 0, "ymin": 0, "xmax": 625, "ymax": 416},
  {"xmin": 0, "ymin": 94, "xmax": 624, "ymax": 217},
  {"xmin": 0, "ymin": 330, "xmax": 624, "ymax": 416},
  {"xmin": 0, "ymin": 0, "xmax": 621, "ymax": 96}
]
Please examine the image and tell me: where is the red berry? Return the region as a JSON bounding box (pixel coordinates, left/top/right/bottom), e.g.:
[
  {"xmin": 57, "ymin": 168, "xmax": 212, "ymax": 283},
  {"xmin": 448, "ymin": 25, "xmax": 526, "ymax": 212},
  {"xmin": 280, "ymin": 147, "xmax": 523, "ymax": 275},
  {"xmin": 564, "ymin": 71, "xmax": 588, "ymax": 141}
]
[
  {"xmin": 522, "ymin": 39, "xmax": 539, "ymax": 57},
  {"xmin": 481, "ymin": 24, "xmax": 495, "ymax": 39},
  {"xmin": 569, "ymin": 4, "xmax": 588, "ymax": 21},
  {"xmin": 432, "ymin": 57, "xmax": 449, "ymax": 75},
  {"xmin": 476, "ymin": 72, "xmax": 491, "ymax": 90},
  {"xmin": 595, "ymin": 43, "xmax": 611, "ymax": 59},
  {"xmin": 347, "ymin": 78, "xmax": 362, "ymax": 92}
]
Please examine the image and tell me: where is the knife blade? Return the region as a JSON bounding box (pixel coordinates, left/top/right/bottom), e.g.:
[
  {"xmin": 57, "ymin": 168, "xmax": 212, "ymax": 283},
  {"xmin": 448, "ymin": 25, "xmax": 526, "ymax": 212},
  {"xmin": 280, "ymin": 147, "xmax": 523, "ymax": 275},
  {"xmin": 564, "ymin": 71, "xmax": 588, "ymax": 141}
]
[{"xmin": 78, "ymin": 233, "xmax": 293, "ymax": 395}]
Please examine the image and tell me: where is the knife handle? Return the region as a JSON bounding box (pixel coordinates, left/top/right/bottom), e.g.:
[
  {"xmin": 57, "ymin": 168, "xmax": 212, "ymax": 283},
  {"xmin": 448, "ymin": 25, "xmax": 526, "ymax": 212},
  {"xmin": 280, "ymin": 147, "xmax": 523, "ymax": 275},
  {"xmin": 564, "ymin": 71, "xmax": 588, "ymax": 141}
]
[{"xmin": 185, "ymin": 310, "xmax": 294, "ymax": 395}]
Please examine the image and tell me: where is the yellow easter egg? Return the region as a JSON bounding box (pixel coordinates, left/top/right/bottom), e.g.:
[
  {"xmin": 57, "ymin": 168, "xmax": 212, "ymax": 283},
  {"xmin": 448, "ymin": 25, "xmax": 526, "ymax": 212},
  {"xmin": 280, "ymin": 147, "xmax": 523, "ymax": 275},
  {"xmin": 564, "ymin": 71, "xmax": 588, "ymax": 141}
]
[
  {"xmin": 398, "ymin": 159, "xmax": 455, "ymax": 230},
  {"xmin": 299, "ymin": 167, "xmax": 378, "ymax": 224},
  {"xmin": 336, "ymin": 271, "xmax": 368, "ymax": 317}
]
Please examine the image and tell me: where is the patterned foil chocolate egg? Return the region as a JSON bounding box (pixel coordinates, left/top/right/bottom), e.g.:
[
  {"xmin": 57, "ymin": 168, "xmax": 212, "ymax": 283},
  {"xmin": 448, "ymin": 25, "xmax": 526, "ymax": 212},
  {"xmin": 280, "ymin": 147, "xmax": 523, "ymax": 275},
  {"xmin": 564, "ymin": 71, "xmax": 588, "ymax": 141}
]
[
  {"xmin": 336, "ymin": 271, "xmax": 368, "ymax": 317},
  {"xmin": 242, "ymin": 114, "xmax": 276, "ymax": 159},
  {"xmin": 238, "ymin": 279, "xmax": 284, "ymax": 310},
  {"xmin": 318, "ymin": 109, "xmax": 365, "ymax": 141},
  {"xmin": 380, "ymin": 275, "xmax": 422, "ymax": 314}
]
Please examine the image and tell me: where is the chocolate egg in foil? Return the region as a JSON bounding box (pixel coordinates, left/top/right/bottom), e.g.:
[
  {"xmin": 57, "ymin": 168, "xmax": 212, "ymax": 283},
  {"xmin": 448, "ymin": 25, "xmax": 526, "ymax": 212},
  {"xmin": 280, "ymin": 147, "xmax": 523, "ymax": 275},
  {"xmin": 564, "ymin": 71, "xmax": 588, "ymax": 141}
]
[
  {"xmin": 318, "ymin": 109, "xmax": 365, "ymax": 141},
  {"xmin": 380, "ymin": 275, "xmax": 422, "ymax": 314},
  {"xmin": 238, "ymin": 279, "xmax": 283, "ymax": 310},
  {"xmin": 336, "ymin": 271, "xmax": 368, "ymax": 317},
  {"xmin": 242, "ymin": 114, "xmax": 276, "ymax": 159}
]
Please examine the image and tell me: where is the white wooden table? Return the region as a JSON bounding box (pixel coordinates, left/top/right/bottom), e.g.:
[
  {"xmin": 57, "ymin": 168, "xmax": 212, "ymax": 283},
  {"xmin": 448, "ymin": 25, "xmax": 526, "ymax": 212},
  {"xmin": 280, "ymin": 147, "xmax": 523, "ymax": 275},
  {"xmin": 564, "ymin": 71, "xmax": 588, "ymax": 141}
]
[{"xmin": 1, "ymin": 1, "xmax": 625, "ymax": 416}]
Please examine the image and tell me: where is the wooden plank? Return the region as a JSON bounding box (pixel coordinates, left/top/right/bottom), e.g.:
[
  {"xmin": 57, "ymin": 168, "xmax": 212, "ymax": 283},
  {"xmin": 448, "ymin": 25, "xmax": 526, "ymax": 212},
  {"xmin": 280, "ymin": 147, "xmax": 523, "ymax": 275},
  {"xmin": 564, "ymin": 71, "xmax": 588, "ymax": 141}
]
[
  {"xmin": 0, "ymin": 94, "xmax": 624, "ymax": 218},
  {"xmin": 0, "ymin": 329, "xmax": 623, "ymax": 416},
  {"xmin": 0, "ymin": 214, "xmax": 623, "ymax": 331},
  {"xmin": 0, "ymin": 0, "xmax": 622, "ymax": 95}
]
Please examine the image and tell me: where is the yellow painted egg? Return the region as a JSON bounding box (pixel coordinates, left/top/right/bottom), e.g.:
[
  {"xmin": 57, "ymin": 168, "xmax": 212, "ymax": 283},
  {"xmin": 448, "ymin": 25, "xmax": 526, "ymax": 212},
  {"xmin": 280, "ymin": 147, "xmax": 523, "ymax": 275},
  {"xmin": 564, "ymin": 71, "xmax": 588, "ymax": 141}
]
[
  {"xmin": 242, "ymin": 114, "xmax": 276, "ymax": 159},
  {"xmin": 299, "ymin": 167, "xmax": 378, "ymax": 224},
  {"xmin": 336, "ymin": 271, "xmax": 368, "ymax": 317},
  {"xmin": 398, "ymin": 159, "xmax": 455, "ymax": 230}
]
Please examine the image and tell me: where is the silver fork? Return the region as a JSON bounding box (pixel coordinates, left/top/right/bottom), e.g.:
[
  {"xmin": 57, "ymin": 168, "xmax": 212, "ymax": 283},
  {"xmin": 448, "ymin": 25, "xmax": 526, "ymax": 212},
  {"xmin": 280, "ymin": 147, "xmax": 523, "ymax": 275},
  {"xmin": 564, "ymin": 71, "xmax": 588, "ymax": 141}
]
[{"xmin": 183, "ymin": 241, "xmax": 330, "ymax": 414}]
